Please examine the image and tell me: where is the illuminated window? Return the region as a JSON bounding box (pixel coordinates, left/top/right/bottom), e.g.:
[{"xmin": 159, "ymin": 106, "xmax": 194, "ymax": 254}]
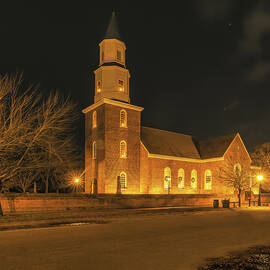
[
  {"xmin": 204, "ymin": 170, "xmax": 212, "ymax": 190},
  {"xmin": 118, "ymin": 80, "xmax": 124, "ymax": 92},
  {"xmin": 120, "ymin": 140, "xmax": 127, "ymax": 158},
  {"xmin": 92, "ymin": 141, "xmax": 96, "ymax": 159},
  {"xmin": 97, "ymin": 81, "xmax": 101, "ymax": 93},
  {"xmin": 92, "ymin": 111, "xmax": 97, "ymax": 129},
  {"xmin": 120, "ymin": 109, "xmax": 127, "ymax": 127},
  {"xmin": 178, "ymin": 169, "xmax": 185, "ymax": 189},
  {"xmin": 117, "ymin": 50, "xmax": 121, "ymax": 61},
  {"xmin": 120, "ymin": 172, "xmax": 127, "ymax": 189},
  {"xmin": 234, "ymin": 163, "xmax": 241, "ymax": 177},
  {"xmin": 191, "ymin": 169, "xmax": 197, "ymax": 189},
  {"xmin": 164, "ymin": 167, "xmax": 171, "ymax": 190}
]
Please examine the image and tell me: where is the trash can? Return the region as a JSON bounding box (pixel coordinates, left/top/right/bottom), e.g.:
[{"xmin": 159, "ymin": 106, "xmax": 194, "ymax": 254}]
[
  {"xmin": 222, "ymin": 199, "xmax": 230, "ymax": 208},
  {"xmin": 213, "ymin": 200, "xmax": 219, "ymax": 208}
]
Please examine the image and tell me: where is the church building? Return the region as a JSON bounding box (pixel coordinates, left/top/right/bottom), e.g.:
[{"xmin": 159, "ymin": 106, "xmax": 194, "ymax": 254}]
[{"xmin": 83, "ymin": 12, "xmax": 255, "ymax": 196}]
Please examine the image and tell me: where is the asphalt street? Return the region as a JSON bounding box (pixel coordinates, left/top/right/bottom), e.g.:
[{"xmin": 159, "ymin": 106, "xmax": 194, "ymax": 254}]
[{"xmin": 1, "ymin": 208, "xmax": 270, "ymax": 270}]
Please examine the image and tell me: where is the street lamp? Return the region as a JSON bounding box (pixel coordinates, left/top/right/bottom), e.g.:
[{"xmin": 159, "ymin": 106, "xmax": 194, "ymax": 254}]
[{"xmin": 257, "ymin": 175, "xmax": 263, "ymax": 206}]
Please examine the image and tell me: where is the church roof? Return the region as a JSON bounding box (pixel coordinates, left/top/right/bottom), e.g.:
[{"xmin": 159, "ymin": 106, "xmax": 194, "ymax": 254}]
[
  {"xmin": 104, "ymin": 11, "xmax": 121, "ymax": 40},
  {"xmin": 195, "ymin": 133, "xmax": 237, "ymax": 159},
  {"xmin": 141, "ymin": 126, "xmax": 237, "ymax": 160},
  {"xmin": 141, "ymin": 127, "xmax": 201, "ymax": 159}
]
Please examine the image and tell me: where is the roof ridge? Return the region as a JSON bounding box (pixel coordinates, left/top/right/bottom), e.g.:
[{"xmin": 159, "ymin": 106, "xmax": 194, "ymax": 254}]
[{"xmin": 141, "ymin": 126, "xmax": 192, "ymax": 137}]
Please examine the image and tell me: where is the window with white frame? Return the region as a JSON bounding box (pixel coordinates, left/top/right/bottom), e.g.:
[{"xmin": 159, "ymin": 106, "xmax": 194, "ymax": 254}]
[
  {"xmin": 164, "ymin": 167, "xmax": 171, "ymax": 190},
  {"xmin": 120, "ymin": 172, "xmax": 127, "ymax": 189},
  {"xmin": 120, "ymin": 140, "xmax": 127, "ymax": 158},
  {"xmin": 234, "ymin": 163, "xmax": 241, "ymax": 177},
  {"xmin": 204, "ymin": 170, "xmax": 212, "ymax": 190},
  {"xmin": 92, "ymin": 111, "xmax": 97, "ymax": 129},
  {"xmin": 92, "ymin": 141, "xmax": 96, "ymax": 159},
  {"xmin": 178, "ymin": 169, "xmax": 185, "ymax": 189},
  {"xmin": 191, "ymin": 169, "xmax": 197, "ymax": 189},
  {"xmin": 120, "ymin": 109, "xmax": 127, "ymax": 127}
]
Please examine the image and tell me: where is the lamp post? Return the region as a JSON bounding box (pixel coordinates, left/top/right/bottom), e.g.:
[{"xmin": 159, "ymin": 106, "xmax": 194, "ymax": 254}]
[{"xmin": 257, "ymin": 175, "xmax": 263, "ymax": 206}]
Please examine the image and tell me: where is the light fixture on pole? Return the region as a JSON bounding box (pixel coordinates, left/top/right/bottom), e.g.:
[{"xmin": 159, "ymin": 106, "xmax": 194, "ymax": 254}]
[{"xmin": 257, "ymin": 175, "xmax": 263, "ymax": 206}]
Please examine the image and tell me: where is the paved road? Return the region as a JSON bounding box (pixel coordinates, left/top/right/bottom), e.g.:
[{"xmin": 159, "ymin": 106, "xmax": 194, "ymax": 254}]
[{"xmin": 1, "ymin": 208, "xmax": 270, "ymax": 270}]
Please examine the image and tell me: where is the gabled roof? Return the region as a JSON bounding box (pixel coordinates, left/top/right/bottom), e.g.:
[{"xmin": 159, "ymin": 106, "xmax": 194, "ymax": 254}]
[
  {"xmin": 141, "ymin": 127, "xmax": 201, "ymax": 159},
  {"xmin": 104, "ymin": 11, "xmax": 121, "ymax": 40},
  {"xmin": 141, "ymin": 126, "xmax": 237, "ymax": 160},
  {"xmin": 195, "ymin": 133, "xmax": 237, "ymax": 159}
]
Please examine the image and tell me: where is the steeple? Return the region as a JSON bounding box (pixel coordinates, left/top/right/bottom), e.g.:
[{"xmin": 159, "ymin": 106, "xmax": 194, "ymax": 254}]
[
  {"xmin": 93, "ymin": 12, "xmax": 130, "ymax": 104},
  {"xmin": 104, "ymin": 11, "xmax": 121, "ymax": 40}
]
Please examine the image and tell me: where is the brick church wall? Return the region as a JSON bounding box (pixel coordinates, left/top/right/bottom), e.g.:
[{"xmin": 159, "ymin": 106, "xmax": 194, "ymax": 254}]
[
  {"xmin": 104, "ymin": 104, "xmax": 141, "ymax": 194},
  {"xmin": 139, "ymin": 134, "xmax": 252, "ymax": 196}
]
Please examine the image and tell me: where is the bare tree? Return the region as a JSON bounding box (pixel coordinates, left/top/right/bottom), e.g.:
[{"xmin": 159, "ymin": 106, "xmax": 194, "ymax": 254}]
[
  {"xmin": 251, "ymin": 143, "xmax": 270, "ymax": 191},
  {"xmin": 216, "ymin": 157, "xmax": 254, "ymax": 207},
  {"xmin": 0, "ymin": 73, "xmax": 81, "ymax": 193}
]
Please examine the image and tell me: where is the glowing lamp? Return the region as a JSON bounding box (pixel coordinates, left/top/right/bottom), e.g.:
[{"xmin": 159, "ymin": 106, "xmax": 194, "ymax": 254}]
[
  {"xmin": 257, "ymin": 175, "xmax": 263, "ymax": 181},
  {"xmin": 74, "ymin": 178, "xmax": 80, "ymax": 184}
]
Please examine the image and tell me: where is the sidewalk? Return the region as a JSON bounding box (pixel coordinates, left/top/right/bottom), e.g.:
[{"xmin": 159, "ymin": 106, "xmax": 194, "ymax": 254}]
[{"xmin": 0, "ymin": 205, "xmax": 219, "ymax": 231}]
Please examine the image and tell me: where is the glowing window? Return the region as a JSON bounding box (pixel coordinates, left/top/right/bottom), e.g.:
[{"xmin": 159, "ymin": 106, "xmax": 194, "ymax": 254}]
[
  {"xmin": 120, "ymin": 140, "xmax": 127, "ymax": 158},
  {"xmin": 204, "ymin": 170, "xmax": 212, "ymax": 190},
  {"xmin": 191, "ymin": 169, "xmax": 197, "ymax": 189},
  {"xmin": 120, "ymin": 110, "xmax": 127, "ymax": 127},
  {"xmin": 117, "ymin": 50, "xmax": 121, "ymax": 61},
  {"xmin": 178, "ymin": 169, "xmax": 185, "ymax": 189},
  {"xmin": 92, "ymin": 141, "xmax": 96, "ymax": 159},
  {"xmin": 164, "ymin": 167, "xmax": 171, "ymax": 189},
  {"xmin": 234, "ymin": 163, "xmax": 241, "ymax": 177},
  {"xmin": 118, "ymin": 80, "xmax": 124, "ymax": 92},
  {"xmin": 120, "ymin": 172, "xmax": 127, "ymax": 189},
  {"xmin": 97, "ymin": 81, "xmax": 101, "ymax": 93},
  {"xmin": 92, "ymin": 111, "xmax": 97, "ymax": 129}
]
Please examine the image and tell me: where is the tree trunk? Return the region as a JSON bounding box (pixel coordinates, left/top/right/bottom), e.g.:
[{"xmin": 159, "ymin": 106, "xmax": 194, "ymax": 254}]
[
  {"xmin": 238, "ymin": 188, "xmax": 241, "ymax": 207},
  {"xmin": 34, "ymin": 181, "xmax": 37, "ymax": 193},
  {"xmin": 45, "ymin": 169, "xmax": 50, "ymax": 193},
  {"xmin": 0, "ymin": 200, "xmax": 3, "ymax": 216}
]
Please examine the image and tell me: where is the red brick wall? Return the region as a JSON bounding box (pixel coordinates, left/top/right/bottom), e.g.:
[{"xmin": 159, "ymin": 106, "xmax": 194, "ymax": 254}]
[
  {"xmin": 85, "ymin": 104, "xmax": 106, "ymax": 193},
  {"xmin": 104, "ymin": 104, "xmax": 141, "ymax": 194},
  {"xmin": 139, "ymin": 134, "xmax": 252, "ymax": 196},
  {"xmin": 0, "ymin": 194, "xmax": 236, "ymax": 214},
  {"xmin": 85, "ymin": 102, "xmax": 141, "ymax": 194}
]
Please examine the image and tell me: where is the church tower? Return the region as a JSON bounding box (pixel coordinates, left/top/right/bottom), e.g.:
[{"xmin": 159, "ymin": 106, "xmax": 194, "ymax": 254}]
[
  {"xmin": 83, "ymin": 12, "xmax": 143, "ymax": 194},
  {"xmin": 94, "ymin": 11, "xmax": 130, "ymax": 103}
]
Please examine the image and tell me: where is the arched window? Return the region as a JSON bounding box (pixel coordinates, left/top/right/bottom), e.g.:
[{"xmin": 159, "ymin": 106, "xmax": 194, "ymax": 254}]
[
  {"xmin": 92, "ymin": 141, "xmax": 96, "ymax": 159},
  {"xmin": 204, "ymin": 170, "xmax": 212, "ymax": 190},
  {"xmin": 120, "ymin": 140, "xmax": 127, "ymax": 158},
  {"xmin": 119, "ymin": 172, "xmax": 127, "ymax": 189},
  {"xmin": 164, "ymin": 167, "xmax": 171, "ymax": 190},
  {"xmin": 92, "ymin": 111, "xmax": 97, "ymax": 129},
  {"xmin": 97, "ymin": 81, "xmax": 101, "ymax": 93},
  {"xmin": 191, "ymin": 169, "xmax": 197, "ymax": 189},
  {"xmin": 234, "ymin": 163, "xmax": 241, "ymax": 177},
  {"xmin": 178, "ymin": 169, "xmax": 185, "ymax": 189},
  {"xmin": 120, "ymin": 110, "xmax": 127, "ymax": 127}
]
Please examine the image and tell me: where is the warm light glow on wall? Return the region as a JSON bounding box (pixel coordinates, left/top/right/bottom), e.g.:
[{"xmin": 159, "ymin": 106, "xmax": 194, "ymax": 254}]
[{"xmin": 97, "ymin": 81, "xmax": 101, "ymax": 93}]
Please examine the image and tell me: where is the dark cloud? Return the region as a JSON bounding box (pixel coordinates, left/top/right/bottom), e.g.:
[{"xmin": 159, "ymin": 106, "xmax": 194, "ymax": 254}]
[{"xmin": 239, "ymin": 1, "xmax": 270, "ymax": 81}]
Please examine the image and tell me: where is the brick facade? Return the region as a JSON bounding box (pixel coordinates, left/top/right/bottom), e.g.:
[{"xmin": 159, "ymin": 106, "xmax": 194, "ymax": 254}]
[{"xmin": 83, "ymin": 14, "xmax": 255, "ymax": 197}]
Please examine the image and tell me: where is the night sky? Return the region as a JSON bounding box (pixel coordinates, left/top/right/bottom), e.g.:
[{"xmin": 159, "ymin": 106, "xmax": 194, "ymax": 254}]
[{"xmin": 1, "ymin": 1, "xmax": 270, "ymax": 151}]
